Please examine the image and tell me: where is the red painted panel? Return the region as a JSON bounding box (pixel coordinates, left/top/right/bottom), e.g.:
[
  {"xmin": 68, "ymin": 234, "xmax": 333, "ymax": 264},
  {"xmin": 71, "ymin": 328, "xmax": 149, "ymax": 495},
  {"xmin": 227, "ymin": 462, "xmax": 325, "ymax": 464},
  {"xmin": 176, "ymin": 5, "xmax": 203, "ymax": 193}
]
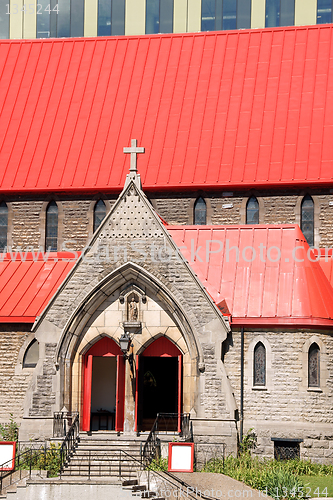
[
  {"xmin": 134, "ymin": 355, "xmax": 139, "ymax": 433},
  {"xmin": 116, "ymin": 354, "xmax": 125, "ymax": 432},
  {"xmin": 82, "ymin": 355, "xmax": 92, "ymax": 432},
  {"xmin": 178, "ymin": 355, "xmax": 182, "ymax": 433},
  {"xmin": 1, "ymin": 26, "xmax": 333, "ymax": 194},
  {"xmin": 86, "ymin": 336, "xmax": 122, "ymax": 357},
  {"xmin": 142, "ymin": 337, "xmax": 182, "ymax": 357}
]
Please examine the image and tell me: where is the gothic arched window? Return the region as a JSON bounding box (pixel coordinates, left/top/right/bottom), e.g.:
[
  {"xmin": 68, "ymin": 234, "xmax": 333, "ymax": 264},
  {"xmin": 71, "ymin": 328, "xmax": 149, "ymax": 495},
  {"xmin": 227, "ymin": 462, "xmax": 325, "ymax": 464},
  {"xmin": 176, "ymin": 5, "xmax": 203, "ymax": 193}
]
[
  {"xmin": 246, "ymin": 196, "xmax": 259, "ymax": 224},
  {"xmin": 308, "ymin": 343, "xmax": 320, "ymax": 388},
  {"xmin": 254, "ymin": 342, "xmax": 266, "ymax": 386},
  {"xmin": 45, "ymin": 201, "xmax": 58, "ymax": 251},
  {"xmin": 194, "ymin": 197, "xmax": 207, "ymax": 225},
  {"xmin": 0, "ymin": 202, "xmax": 8, "ymax": 252},
  {"xmin": 301, "ymin": 195, "xmax": 314, "ymax": 247},
  {"xmin": 23, "ymin": 339, "xmax": 39, "ymax": 368},
  {"xmin": 93, "ymin": 200, "xmax": 107, "ymax": 233}
]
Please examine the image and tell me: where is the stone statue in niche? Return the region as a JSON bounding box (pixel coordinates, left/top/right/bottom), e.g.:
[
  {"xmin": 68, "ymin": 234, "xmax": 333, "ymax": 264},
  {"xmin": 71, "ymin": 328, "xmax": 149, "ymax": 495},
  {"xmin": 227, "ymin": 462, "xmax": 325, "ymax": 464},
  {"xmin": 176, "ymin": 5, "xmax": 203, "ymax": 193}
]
[{"xmin": 128, "ymin": 297, "xmax": 139, "ymax": 322}]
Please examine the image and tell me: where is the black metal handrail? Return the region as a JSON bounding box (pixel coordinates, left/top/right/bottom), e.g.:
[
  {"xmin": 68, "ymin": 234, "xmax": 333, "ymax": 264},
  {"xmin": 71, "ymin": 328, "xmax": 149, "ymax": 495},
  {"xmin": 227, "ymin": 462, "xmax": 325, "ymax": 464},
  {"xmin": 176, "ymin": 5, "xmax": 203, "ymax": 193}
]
[
  {"xmin": 53, "ymin": 411, "xmax": 79, "ymax": 438},
  {"xmin": 59, "ymin": 412, "xmax": 80, "ymax": 472},
  {"xmin": 0, "ymin": 446, "xmax": 47, "ymax": 495},
  {"xmin": 141, "ymin": 412, "xmax": 191, "ymax": 466}
]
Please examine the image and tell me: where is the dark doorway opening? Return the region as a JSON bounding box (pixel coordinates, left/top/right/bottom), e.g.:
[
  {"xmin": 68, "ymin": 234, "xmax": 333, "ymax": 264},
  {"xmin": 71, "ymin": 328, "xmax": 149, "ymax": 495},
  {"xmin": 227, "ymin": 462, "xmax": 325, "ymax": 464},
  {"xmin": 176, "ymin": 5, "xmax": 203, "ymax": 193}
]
[
  {"xmin": 90, "ymin": 356, "xmax": 116, "ymax": 431},
  {"xmin": 138, "ymin": 356, "xmax": 178, "ymax": 431}
]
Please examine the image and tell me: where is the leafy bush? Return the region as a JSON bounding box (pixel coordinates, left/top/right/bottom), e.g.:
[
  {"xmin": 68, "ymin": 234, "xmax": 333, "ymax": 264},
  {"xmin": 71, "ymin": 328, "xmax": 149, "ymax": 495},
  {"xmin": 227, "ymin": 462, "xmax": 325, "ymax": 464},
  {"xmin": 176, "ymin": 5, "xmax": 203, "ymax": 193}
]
[
  {"xmin": 147, "ymin": 457, "xmax": 168, "ymax": 471},
  {"xmin": 0, "ymin": 413, "xmax": 18, "ymax": 442},
  {"xmin": 16, "ymin": 443, "xmax": 62, "ymax": 477}
]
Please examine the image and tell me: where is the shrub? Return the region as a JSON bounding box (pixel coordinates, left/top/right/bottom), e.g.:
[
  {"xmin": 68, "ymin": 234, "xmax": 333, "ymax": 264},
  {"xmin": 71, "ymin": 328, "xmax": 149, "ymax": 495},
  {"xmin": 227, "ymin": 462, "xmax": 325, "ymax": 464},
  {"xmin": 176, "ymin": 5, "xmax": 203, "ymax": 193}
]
[{"xmin": 0, "ymin": 414, "xmax": 18, "ymax": 442}]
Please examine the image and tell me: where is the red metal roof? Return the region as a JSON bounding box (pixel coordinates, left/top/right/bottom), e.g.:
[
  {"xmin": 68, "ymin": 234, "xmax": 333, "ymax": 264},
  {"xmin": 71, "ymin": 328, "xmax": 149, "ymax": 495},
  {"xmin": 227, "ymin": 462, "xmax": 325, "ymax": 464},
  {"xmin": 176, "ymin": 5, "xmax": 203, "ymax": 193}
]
[
  {"xmin": 168, "ymin": 225, "xmax": 333, "ymax": 327},
  {"xmin": 1, "ymin": 26, "xmax": 333, "ymax": 194},
  {"xmin": 0, "ymin": 253, "xmax": 77, "ymax": 322}
]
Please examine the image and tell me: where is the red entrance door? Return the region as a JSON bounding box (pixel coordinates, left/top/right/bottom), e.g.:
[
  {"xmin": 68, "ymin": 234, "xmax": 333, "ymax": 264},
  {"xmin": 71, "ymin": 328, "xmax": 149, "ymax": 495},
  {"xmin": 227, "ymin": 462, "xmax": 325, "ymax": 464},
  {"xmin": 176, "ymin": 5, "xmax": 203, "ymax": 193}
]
[
  {"xmin": 82, "ymin": 337, "xmax": 125, "ymax": 432},
  {"xmin": 135, "ymin": 337, "xmax": 182, "ymax": 432}
]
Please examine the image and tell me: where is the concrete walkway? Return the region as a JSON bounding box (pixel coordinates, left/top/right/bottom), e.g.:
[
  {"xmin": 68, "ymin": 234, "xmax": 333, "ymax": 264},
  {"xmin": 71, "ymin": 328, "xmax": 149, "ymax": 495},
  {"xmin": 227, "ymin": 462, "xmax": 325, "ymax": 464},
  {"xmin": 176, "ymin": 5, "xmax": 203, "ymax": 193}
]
[{"xmin": 174, "ymin": 472, "xmax": 273, "ymax": 500}]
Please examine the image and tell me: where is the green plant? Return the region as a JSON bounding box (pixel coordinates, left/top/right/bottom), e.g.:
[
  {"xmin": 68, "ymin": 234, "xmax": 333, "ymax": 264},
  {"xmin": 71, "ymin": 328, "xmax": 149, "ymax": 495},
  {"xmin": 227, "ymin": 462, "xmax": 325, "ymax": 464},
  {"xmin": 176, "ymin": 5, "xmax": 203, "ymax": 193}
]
[
  {"xmin": 0, "ymin": 413, "xmax": 18, "ymax": 442},
  {"xmin": 147, "ymin": 457, "xmax": 168, "ymax": 471},
  {"xmin": 238, "ymin": 428, "xmax": 257, "ymax": 455}
]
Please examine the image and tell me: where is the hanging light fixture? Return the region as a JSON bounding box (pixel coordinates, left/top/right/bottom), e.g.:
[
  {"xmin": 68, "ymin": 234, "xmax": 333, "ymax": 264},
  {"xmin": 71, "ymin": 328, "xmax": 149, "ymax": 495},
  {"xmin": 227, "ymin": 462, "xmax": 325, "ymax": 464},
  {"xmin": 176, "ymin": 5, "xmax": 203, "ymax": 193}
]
[{"xmin": 119, "ymin": 332, "xmax": 131, "ymax": 355}]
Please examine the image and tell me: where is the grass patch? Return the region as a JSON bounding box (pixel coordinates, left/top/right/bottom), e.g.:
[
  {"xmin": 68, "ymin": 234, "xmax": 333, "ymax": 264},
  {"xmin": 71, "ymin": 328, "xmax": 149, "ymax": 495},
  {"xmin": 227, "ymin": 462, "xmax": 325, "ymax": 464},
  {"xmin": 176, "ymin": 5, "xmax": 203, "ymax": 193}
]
[
  {"xmin": 202, "ymin": 456, "xmax": 333, "ymax": 500},
  {"xmin": 300, "ymin": 476, "xmax": 333, "ymax": 498}
]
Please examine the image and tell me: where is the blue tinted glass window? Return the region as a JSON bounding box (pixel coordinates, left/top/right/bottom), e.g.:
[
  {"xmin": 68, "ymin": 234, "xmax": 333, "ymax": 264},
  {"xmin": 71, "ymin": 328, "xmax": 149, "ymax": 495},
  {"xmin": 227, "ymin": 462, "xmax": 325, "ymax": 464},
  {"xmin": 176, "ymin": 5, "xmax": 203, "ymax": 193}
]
[
  {"xmin": 37, "ymin": 0, "xmax": 51, "ymax": 38},
  {"xmin": 57, "ymin": 0, "xmax": 70, "ymax": 36},
  {"xmin": 94, "ymin": 200, "xmax": 107, "ymax": 232},
  {"xmin": 317, "ymin": 0, "xmax": 332, "ymax": 23},
  {"xmin": 0, "ymin": 202, "xmax": 8, "ymax": 252},
  {"xmin": 111, "ymin": 0, "xmax": 125, "ymax": 35},
  {"xmin": 0, "ymin": 0, "xmax": 10, "ymax": 38},
  {"xmin": 265, "ymin": 0, "xmax": 279, "ymax": 26},
  {"xmin": 71, "ymin": 0, "xmax": 84, "ymax": 36},
  {"xmin": 301, "ymin": 194, "xmax": 314, "ymax": 247},
  {"xmin": 45, "ymin": 201, "xmax": 58, "ymax": 252},
  {"xmin": 223, "ymin": 0, "xmax": 236, "ymax": 30},
  {"xmin": 280, "ymin": 0, "xmax": 294, "ymax": 25},
  {"xmin": 159, "ymin": 0, "xmax": 173, "ymax": 33},
  {"xmin": 98, "ymin": 0, "xmax": 111, "ymax": 35},
  {"xmin": 246, "ymin": 196, "xmax": 259, "ymax": 224},
  {"xmin": 201, "ymin": 0, "xmax": 216, "ymax": 31},
  {"xmin": 194, "ymin": 197, "xmax": 207, "ymax": 225},
  {"xmin": 146, "ymin": 0, "xmax": 159, "ymax": 33},
  {"xmin": 237, "ymin": 0, "xmax": 251, "ymax": 28}
]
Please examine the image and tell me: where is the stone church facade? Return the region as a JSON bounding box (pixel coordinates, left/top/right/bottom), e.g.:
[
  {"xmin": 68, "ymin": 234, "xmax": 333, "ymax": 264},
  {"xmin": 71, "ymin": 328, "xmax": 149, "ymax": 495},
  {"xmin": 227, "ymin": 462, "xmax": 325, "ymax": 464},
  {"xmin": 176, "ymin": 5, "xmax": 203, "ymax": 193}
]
[{"xmin": 1, "ymin": 26, "xmax": 333, "ymax": 462}]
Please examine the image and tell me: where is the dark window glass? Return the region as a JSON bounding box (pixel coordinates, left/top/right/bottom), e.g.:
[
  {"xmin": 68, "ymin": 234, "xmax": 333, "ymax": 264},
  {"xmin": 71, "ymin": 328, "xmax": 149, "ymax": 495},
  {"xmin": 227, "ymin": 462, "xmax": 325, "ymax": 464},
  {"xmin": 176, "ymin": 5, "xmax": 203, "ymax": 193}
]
[
  {"xmin": 94, "ymin": 200, "xmax": 107, "ymax": 232},
  {"xmin": 146, "ymin": 0, "xmax": 160, "ymax": 33},
  {"xmin": 265, "ymin": 0, "xmax": 294, "ymax": 26},
  {"xmin": 57, "ymin": 0, "xmax": 70, "ymax": 37},
  {"xmin": 254, "ymin": 342, "xmax": 266, "ymax": 386},
  {"xmin": 237, "ymin": 0, "xmax": 251, "ymax": 28},
  {"xmin": 223, "ymin": 0, "xmax": 236, "ymax": 30},
  {"xmin": 201, "ymin": 0, "xmax": 216, "ymax": 30},
  {"xmin": 308, "ymin": 343, "xmax": 320, "ymax": 388},
  {"xmin": 274, "ymin": 441, "xmax": 300, "ymax": 460},
  {"xmin": 301, "ymin": 194, "xmax": 314, "ymax": 247},
  {"xmin": 317, "ymin": 0, "xmax": 332, "ymax": 23},
  {"xmin": 246, "ymin": 196, "xmax": 259, "ymax": 224},
  {"xmin": 71, "ymin": 0, "xmax": 84, "ymax": 36},
  {"xmin": 0, "ymin": 202, "xmax": 8, "ymax": 252},
  {"xmin": 23, "ymin": 339, "xmax": 39, "ymax": 368},
  {"xmin": 50, "ymin": 0, "xmax": 58, "ymax": 37},
  {"xmin": 37, "ymin": 0, "xmax": 51, "ymax": 38},
  {"xmin": 0, "ymin": 0, "xmax": 9, "ymax": 38},
  {"xmin": 98, "ymin": 0, "xmax": 111, "ymax": 35},
  {"xmin": 194, "ymin": 197, "xmax": 207, "ymax": 225},
  {"xmin": 159, "ymin": 0, "xmax": 173, "ymax": 33},
  {"xmin": 265, "ymin": 0, "xmax": 280, "ymax": 26},
  {"xmin": 45, "ymin": 201, "xmax": 58, "ymax": 251},
  {"xmin": 280, "ymin": 0, "xmax": 294, "ymax": 25},
  {"xmin": 111, "ymin": 0, "xmax": 125, "ymax": 35}
]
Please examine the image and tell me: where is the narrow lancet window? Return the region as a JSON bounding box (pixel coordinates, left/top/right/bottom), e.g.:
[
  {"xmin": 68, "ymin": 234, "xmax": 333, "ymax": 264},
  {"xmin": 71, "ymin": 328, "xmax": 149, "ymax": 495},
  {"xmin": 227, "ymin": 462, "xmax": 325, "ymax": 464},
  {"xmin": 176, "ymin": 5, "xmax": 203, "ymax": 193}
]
[
  {"xmin": 254, "ymin": 342, "xmax": 266, "ymax": 386},
  {"xmin": 0, "ymin": 202, "xmax": 8, "ymax": 252},
  {"xmin": 94, "ymin": 200, "xmax": 107, "ymax": 232},
  {"xmin": 194, "ymin": 197, "xmax": 207, "ymax": 225},
  {"xmin": 246, "ymin": 196, "xmax": 259, "ymax": 224},
  {"xmin": 45, "ymin": 201, "xmax": 58, "ymax": 251},
  {"xmin": 23, "ymin": 339, "xmax": 39, "ymax": 368},
  {"xmin": 308, "ymin": 343, "xmax": 320, "ymax": 388},
  {"xmin": 301, "ymin": 195, "xmax": 314, "ymax": 247}
]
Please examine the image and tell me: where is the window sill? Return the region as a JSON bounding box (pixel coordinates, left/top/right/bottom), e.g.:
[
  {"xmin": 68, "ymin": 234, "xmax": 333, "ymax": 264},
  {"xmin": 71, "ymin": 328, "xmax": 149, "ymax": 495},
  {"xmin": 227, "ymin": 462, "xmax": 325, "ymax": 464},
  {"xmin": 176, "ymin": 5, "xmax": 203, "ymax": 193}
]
[
  {"xmin": 252, "ymin": 386, "xmax": 267, "ymax": 391},
  {"xmin": 307, "ymin": 388, "xmax": 322, "ymax": 393}
]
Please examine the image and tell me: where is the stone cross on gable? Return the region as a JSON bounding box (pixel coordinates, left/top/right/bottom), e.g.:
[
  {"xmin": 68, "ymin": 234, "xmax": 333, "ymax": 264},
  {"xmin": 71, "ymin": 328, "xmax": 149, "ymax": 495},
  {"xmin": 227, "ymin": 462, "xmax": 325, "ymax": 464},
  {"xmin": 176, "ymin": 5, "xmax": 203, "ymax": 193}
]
[{"xmin": 123, "ymin": 139, "xmax": 145, "ymax": 173}]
